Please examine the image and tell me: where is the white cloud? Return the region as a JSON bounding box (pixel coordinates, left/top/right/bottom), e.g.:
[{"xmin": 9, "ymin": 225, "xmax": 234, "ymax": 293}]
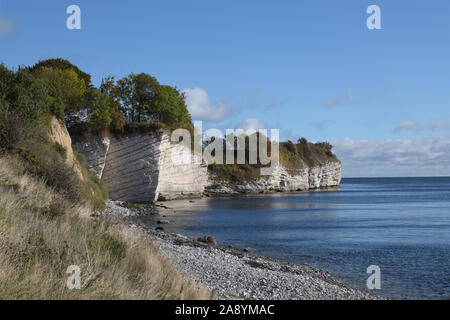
[
  {"xmin": 394, "ymin": 120, "xmax": 420, "ymax": 132},
  {"xmin": 394, "ymin": 118, "xmax": 450, "ymax": 133},
  {"xmin": 333, "ymin": 136, "xmax": 450, "ymax": 177},
  {"xmin": 236, "ymin": 118, "xmax": 268, "ymax": 131},
  {"xmin": 233, "ymin": 118, "xmax": 280, "ymax": 141},
  {"xmin": 429, "ymin": 119, "xmax": 450, "ymax": 132},
  {"xmin": 182, "ymin": 88, "xmax": 231, "ymax": 122},
  {"xmin": 0, "ymin": 16, "xmax": 15, "ymax": 39}
]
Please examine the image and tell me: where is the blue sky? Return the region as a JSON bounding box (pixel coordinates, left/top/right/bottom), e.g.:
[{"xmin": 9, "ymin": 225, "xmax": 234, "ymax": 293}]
[{"xmin": 1, "ymin": 0, "xmax": 449, "ymax": 177}]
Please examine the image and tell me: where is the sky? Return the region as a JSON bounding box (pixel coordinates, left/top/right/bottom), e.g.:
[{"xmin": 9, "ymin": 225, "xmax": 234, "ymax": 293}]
[{"xmin": 0, "ymin": 0, "xmax": 449, "ymax": 177}]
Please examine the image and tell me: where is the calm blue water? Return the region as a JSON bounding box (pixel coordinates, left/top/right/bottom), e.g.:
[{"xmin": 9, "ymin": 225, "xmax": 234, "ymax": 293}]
[{"xmin": 142, "ymin": 178, "xmax": 450, "ymax": 299}]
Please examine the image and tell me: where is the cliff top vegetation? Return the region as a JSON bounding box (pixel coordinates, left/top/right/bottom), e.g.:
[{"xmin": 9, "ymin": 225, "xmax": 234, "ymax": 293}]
[
  {"xmin": 208, "ymin": 135, "xmax": 339, "ymax": 182},
  {"xmin": 1, "ymin": 59, "xmax": 192, "ymax": 138}
]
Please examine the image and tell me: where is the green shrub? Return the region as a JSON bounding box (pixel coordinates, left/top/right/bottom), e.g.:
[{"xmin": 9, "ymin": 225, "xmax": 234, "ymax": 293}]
[
  {"xmin": 279, "ymin": 141, "xmax": 301, "ymax": 174},
  {"xmin": 37, "ymin": 158, "xmax": 82, "ymax": 203},
  {"xmin": 30, "ymin": 58, "xmax": 92, "ymax": 87},
  {"xmin": 75, "ymin": 152, "xmax": 87, "ymax": 167},
  {"xmin": 17, "ymin": 141, "xmax": 82, "ymax": 204},
  {"xmin": 297, "ymin": 142, "xmax": 338, "ymax": 167},
  {"xmin": 9, "ymin": 69, "xmax": 52, "ymax": 127},
  {"xmin": 85, "ymin": 175, "xmax": 109, "ymax": 210},
  {"xmin": 16, "ymin": 148, "xmax": 43, "ymax": 166},
  {"xmin": 53, "ymin": 142, "xmax": 67, "ymax": 160},
  {"xmin": 123, "ymin": 121, "xmax": 166, "ymax": 134},
  {"xmin": 209, "ymin": 163, "xmax": 260, "ymax": 182},
  {"xmin": 78, "ymin": 160, "xmax": 108, "ymax": 211},
  {"xmin": 0, "ymin": 103, "xmax": 23, "ymax": 153}
]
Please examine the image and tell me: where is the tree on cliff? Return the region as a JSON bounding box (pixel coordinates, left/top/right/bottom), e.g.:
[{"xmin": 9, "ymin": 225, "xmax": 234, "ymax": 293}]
[
  {"xmin": 0, "ymin": 65, "xmax": 56, "ymax": 127},
  {"xmin": 83, "ymin": 88, "xmax": 112, "ymax": 130},
  {"xmin": 4, "ymin": 59, "xmax": 193, "ymax": 133},
  {"xmin": 34, "ymin": 66, "xmax": 87, "ymax": 118},
  {"xmin": 31, "ymin": 59, "xmax": 94, "ymax": 126},
  {"xmin": 150, "ymin": 85, "xmax": 192, "ymax": 129},
  {"xmin": 114, "ymin": 73, "xmax": 192, "ymax": 129},
  {"xmin": 99, "ymin": 76, "xmax": 127, "ymax": 132},
  {"xmin": 30, "ymin": 58, "xmax": 92, "ymax": 87},
  {"xmin": 117, "ymin": 73, "xmax": 160, "ymax": 123},
  {"xmin": 0, "ymin": 64, "xmax": 67, "ymax": 151}
]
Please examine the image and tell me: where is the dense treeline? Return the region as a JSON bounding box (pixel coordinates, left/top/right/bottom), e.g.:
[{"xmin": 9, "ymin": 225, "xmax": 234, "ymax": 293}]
[{"xmin": 0, "ymin": 58, "xmax": 192, "ymax": 149}]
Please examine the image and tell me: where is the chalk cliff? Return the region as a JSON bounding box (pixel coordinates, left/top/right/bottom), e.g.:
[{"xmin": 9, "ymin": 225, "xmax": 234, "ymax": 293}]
[
  {"xmin": 206, "ymin": 161, "xmax": 341, "ymax": 195},
  {"xmin": 73, "ymin": 133, "xmax": 341, "ymax": 202},
  {"xmin": 73, "ymin": 132, "xmax": 208, "ymax": 202}
]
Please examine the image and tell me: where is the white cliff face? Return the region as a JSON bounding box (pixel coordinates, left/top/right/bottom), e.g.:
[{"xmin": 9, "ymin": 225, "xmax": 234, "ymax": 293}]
[
  {"xmin": 266, "ymin": 164, "xmax": 310, "ymax": 192},
  {"xmin": 73, "ymin": 136, "xmax": 110, "ymax": 179},
  {"xmin": 308, "ymin": 161, "xmax": 342, "ymax": 189},
  {"xmin": 74, "ymin": 133, "xmax": 208, "ymax": 202},
  {"xmin": 156, "ymin": 135, "xmax": 208, "ymax": 200},
  {"xmin": 206, "ymin": 161, "xmax": 342, "ymax": 195},
  {"xmin": 100, "ymin": 134, "xmax": 162, "ymax": 202},
  {"xmin": 74, "ymin": 133, "xmax": 342, "ymax": 202}
]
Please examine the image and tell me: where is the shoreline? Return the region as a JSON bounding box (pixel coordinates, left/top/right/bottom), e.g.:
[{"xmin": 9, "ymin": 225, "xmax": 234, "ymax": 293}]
[{"xmin": 104, "ymin": 200, "xmax": 380, "ymax": 300}]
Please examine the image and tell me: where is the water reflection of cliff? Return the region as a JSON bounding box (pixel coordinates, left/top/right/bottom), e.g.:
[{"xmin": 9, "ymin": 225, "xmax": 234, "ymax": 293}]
[
  {"xmin": 204, "ymin": 192, "xmax": 341, "ymax": 214},
  {"xmin": 210, "ymin": 201, "xmax": 339, "ymax": 212}
]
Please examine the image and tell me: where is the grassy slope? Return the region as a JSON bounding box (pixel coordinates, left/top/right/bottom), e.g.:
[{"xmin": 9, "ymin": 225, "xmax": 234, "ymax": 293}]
[{"xmin": 0, "ymin": 157, "xmax": 210, "ymax": 299}]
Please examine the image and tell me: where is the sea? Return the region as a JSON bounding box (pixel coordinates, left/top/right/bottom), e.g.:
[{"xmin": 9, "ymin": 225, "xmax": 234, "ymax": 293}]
[{"xmin": 140, "ymin": 177, "xmax": 450, "ymax": 299}]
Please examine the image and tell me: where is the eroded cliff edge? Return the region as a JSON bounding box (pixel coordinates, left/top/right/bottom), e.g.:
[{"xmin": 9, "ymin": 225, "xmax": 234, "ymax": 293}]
[
  {"xmin": 206, "ymin": 161, "xmax": 342, "ymax": 195},
  {"xmin": 73, "ymin": 133, "xmax": 341, "ymax": 202}
]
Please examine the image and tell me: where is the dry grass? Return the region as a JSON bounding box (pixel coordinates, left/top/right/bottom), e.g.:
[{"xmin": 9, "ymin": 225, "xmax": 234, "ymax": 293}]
[{"xmin": 0, "ymin": 156, "xmax": 210, "ymax": 300}]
